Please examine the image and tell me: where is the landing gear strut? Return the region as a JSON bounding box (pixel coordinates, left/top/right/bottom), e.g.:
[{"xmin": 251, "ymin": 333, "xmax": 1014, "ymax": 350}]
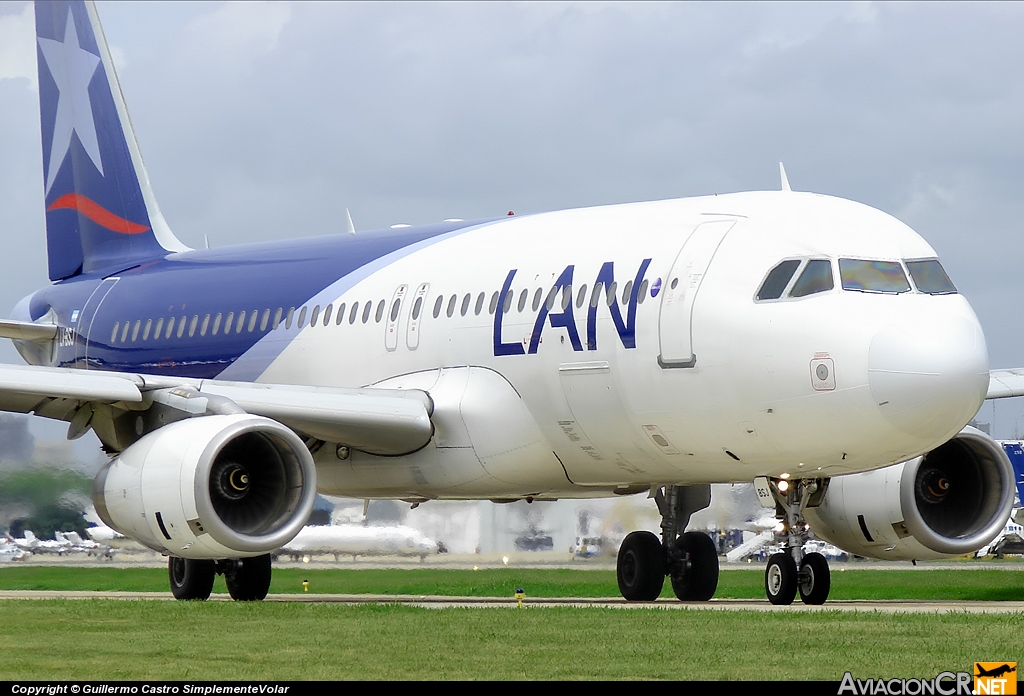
[
  {"xmin": 167, "ymin": 554, "xmax": 273, "ymax": 601},
  {"xmin": 763, "ymin": 477, "xmax": 831, "ymax": 605},
  {"xmin": 616, "ymin": 484, "xmax": 719, "ymax": 602}
]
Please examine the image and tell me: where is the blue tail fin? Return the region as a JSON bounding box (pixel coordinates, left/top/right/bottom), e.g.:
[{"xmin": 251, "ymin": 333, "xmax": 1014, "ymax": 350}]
[
  {"xmin": 35, "ymin": 1, "xmax": 188, "ymax": 281},
  {"xmin": 1000, "ymin": 442, "xmax": 1024, "ymax": 505}
]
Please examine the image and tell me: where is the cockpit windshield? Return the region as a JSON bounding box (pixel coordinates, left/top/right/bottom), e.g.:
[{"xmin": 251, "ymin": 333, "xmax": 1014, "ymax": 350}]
[
  {"xmin": 906, "ymin": 259, "xmax": 957, "ymax": 295},
  {"xmin": 838, "ymin": 259, "xmax": 911, "ymax": 294}
]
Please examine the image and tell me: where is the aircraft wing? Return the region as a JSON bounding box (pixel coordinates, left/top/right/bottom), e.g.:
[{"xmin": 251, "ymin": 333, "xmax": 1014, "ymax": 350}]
[
  {"xmin": 987, "ymin": 369, "xmax": 1024, "ymax": 399},
  {"xmin": 0, "ymin": 363, "xmax": 433, "ymax": 456}
]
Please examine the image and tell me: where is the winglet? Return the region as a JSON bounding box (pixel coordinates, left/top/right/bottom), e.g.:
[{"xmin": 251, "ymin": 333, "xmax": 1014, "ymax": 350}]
[
  {"xmin": 346, "ymin": 208, "xmax": 356, "ymax": 236},
  {"xmin": 779, "ymin": 163, "xmax": 792, "ymax": 192}
]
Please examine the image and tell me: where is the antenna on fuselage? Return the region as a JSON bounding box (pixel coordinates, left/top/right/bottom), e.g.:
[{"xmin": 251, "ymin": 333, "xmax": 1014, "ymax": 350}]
[
  {"xmin": 779, "ymin": 163, "xmax": 792, "ymax": 192},
  {"xmin": 346, "ymin": 208, "xmax": 356, "ymax": 236}
]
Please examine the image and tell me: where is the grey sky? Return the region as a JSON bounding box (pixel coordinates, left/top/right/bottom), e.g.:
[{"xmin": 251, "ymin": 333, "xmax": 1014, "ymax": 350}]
[{"xmin": 2, "ymin": 1, "xmax": 1024, "ymax": 436}]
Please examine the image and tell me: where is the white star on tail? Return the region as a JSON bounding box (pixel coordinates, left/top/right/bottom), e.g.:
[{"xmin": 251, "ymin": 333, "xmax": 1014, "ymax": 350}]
[{"xmin": 38, "ymin": 8, "xmax": 104, "ymax": 195}]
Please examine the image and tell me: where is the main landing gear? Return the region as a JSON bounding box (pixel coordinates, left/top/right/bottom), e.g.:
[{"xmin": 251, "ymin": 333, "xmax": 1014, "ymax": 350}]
[
  {"xmin": 168, "ymin": 554, "xmax": 273, "ymax": 601},
  {"xmin": 763, "ymin": 477, "xmax": 831, "ymax": 605},
  {"xmin": 617, "ymin": 484, "xmax": 720, "ymax": 602}
]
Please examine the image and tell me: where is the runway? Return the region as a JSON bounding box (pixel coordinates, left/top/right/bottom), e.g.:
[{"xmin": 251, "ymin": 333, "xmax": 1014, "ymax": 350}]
[{"xmin": 2, "ymin": 590, "xmax": 1023, "ymax": 613}]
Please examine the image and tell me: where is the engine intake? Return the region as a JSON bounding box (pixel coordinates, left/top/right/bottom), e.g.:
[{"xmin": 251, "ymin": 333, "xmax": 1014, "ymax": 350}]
[
  {"xmin": 93, "ymin": 414, "xmax": 316, "ymax": 559},
  {"xmin": 805, "ymin": 427, "xmax": 1014, "ymax": 560}
]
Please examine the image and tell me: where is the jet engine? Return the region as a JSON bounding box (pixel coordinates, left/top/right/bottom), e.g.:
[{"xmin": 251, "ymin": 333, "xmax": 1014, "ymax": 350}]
[
  {"xmin": 804, "ymin": 427, "xmax": 1014, "ymax": 560},
  {"xmin": 93, "ymin": 414, "xmax": 317, "ymax": 559}
]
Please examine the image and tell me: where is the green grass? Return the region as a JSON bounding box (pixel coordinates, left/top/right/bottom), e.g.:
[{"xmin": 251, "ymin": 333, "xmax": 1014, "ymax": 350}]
[
  {"xmin": 4, "ymin": 565, "xmax": 1024, "ymax": 600},
  {"xmin": 0, "ymin": 599, "xmax": 1021, "ymax": 680}
]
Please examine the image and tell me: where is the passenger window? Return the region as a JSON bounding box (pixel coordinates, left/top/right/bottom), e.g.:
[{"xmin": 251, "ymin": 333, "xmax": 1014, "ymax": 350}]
[
  {"xmin": 461, "ymin": 293, "xmax": 471, "ymax": 317},
  {"xmin": 310, "ymin": 306, "xmax": 320, "ymax": 326},
  {"xmin": 839, "ymin": 259, "xmax": 911, "ymax": 294},
  {"xmin": 225, "ymin": 312, "xmax": 235, "ymax": 332},
  {"xmin": 132, "ymin": 320, "xmax": 141, "ymax": 342},
  {"xmin": 503, "ymin": 290, "xmax": 513, "ymax": 314},
  {"xmin": 177, "ymin": 317, "xmax": 187, "ymax": 339},
  {"xmin": 790, "ymin": 260, "xmax": 834, "ymax": 298},
  {"xmin": 323, "ymin": 304, "xmax": 333, "ymax": 326},
  {"xmin": 906, "ymin": 259, "xmax": 957, "ymax": 295},
  {"xmin": 349, "ymin": 303, "xmax": 359, "ymax": 324},
  {"xmin": 297, "ymin": 306, "xmax": 307, "ymax": 328},
  {"xmin": 545, "ymin": 287, "xmax": 558, "ymax": 311},
  {"xmin": 111, "ymin": 322, "xmax": 119, "ymax": 343},
  {"xmin": 248, "ymin": 311, "xmax": 258, "ymax": 332},
  {"xmin": 374, "ymin": 299, "xmax": 385, "ymax": 323},
  {"xmin": 335, "ymin": 304, "xmax": 345, "ymax": 325},
  {"xmin": 165, "ymin": 317, "xmax": 175, "ymax": 339},
  {"xmin": 532, "ymin": 288, "xmax": 542, "ymax": 312},
  {"xmin": 362, "ymin": 301, "xmax": 373, "ymax": 324},
  {"xmin": 200, "ymin": 314, "xmax": 210, "ymax": 337},
  {"xmin": 261, "ymin": 309, "xmax": 271, "ymax": 331},
  {"xmin": 433, "ymin": 296, "xmax": 443, "ymax": 319},
  {"xmin": 121, "ymin": 322, "xmax": 131, "ymax": 343},
  {"xmin": 390, "ymin": 298, "xmax": 401, "ymax": 322},
  {"xmin": 605, "ymin": 282, "xmax": 617, "ymax": 306},
  {"xmin": 622, "ymin": 280, "xmax": 633, "ymax": 305},
  {"xmin": 518, "ymin": 289, "xmax": 528, "ymax": 313},
  {"xmin": 413, "ymin": 297, "xmax": 423, "ymax": 320},
  {"xmin": 489, "ymin": 291, "xmax": 499, "ymax": 315},
  {"xmin": 212, "ymin": 313, "xmax": 222, "ymax": 336},
  {"xmin": 446, "ymin": 295, "xmax": 456, "ymax": 318},
  {"xmin": 576, "ymin": 284, "xmax": 587, "ymax": 309},
  {"xmin": 590, "ymin": 282, "xmax": 603, "ymax": 308},
  {"xmin": 237, "ymin": 311, "xmax": 248, "ymax": 333},
  {"xmin": 638, "ymin": 280, "xmax": 649, "ymax": 304},
  {"xmin": 273, "ymin": 308, "xmax": 283, "ymax": 330},
  {"xmin": 285, "ymin": 308, "xmax": 295, "ymax": 329},
  {"xmin": 756, "ymin": 260, "xmax": 801, "ymax": 301},
  {"xmin": 475, "ymin": 292, "xmax": 485, "ymax": 316},
  {"xmin": 188, "ymin": 315, "xmax": 198, "ymax": 337},
  {"xmin": 154, "ymin": 318, "xmax": 164, "ymax": 340},
  {"xmin": 561, "ymin": 286, "xmax": 572, "ymax": 310},
  {"xmin": 142, "ymin": 319, "xmax": 152, "ymax": 341}
]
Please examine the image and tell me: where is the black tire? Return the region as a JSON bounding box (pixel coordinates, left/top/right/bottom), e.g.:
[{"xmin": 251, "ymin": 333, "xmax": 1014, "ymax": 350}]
[
  {"xmin": 799, "ymin": 552, "xmax": 831, "ymax": 605},
  {"xmin": 225, "ymin": 554, "xmax": 273, "ymax": 602},
  {"xmin": 616, "ymin": 531, "xmax": 666, "ymax": 601},
  {"xmin": 670, "ymin": 531, "xmax": 720, "ymax": 601},
  {"xmin": 168, "ymin": 557, "xmax": 215, "ymax": 601},
  {"xmin": 765, "ymin": 552, "xmax": 797, "ymax": 605}
]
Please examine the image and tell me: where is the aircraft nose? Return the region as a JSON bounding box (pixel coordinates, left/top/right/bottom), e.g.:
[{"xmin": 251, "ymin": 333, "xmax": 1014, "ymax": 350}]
[{"xmin": 868, "ymin": 312, "xmax": 988, "ymax": 442}]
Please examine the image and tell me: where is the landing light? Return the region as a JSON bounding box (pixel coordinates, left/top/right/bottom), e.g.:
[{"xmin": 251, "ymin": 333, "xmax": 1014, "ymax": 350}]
[{"xmin": 778, "ymin": 480, "xmax": 790, "ymax": 493}]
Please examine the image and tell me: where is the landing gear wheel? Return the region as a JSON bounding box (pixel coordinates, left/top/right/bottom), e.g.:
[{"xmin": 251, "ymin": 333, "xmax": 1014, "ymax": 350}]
[
  {"xmin": 168, "ymin": 557, "xmax": 215, "ymax": 601},
  {"xmin": 617, "ymin": 531, "xmax": 666, "ymax": 601},
  {"xmin": 799, "ymin": 552, "xmax": 831, "ymax": 605},
  {"xmin": 765, "ymin": 552, "xmax": 797, "ymax": 605},
  {"xmin": 225, "ymin": 554, "xmax": 273, "ymax": 601},
  {"xmin": 670, "ymin": 531, "xmax": 719, "ymax": 601}
]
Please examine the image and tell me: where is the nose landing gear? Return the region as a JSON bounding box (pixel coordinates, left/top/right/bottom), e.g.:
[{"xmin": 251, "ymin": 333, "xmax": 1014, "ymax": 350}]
[
  {"xmin": 616, "ymin": 484, "xmax": 720, "ymax": 602},
  {"xmin": 763, "ymin": 477, "xmax": 831, "ymax": 605}
]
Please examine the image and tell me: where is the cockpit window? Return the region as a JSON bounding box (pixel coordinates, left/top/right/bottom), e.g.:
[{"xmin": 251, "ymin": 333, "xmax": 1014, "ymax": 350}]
[
  {"xmin": 756, "ymin": 260, "xmax": 800, "ymax": 300},
  {"xmin": 906, "ymin": 259, "xmax": 957, "ymax": 295},
  {"xmin": 789, "ymin": 259, "xmax": 834, "ymax": 298},
  {"xmin": 839, "ymin": 259, "xmax": 911, "ymax": 294}
]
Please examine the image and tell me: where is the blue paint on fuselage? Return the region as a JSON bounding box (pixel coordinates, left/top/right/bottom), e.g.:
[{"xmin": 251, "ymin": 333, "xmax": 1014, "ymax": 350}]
[{"xmin": 27, "ymin": 219, "xmax": 493, "ymax": 378}]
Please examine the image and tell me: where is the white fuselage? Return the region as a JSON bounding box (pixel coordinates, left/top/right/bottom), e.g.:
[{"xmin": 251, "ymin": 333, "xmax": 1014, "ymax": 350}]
[{"xmin": 235, "ymin": 191, "xmax": 987, "ymax": 500}]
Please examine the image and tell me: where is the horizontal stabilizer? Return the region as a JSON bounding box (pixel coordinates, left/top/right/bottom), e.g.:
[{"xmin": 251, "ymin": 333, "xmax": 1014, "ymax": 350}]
[{"xmin": 0, "ymin": 319, "xmax": 57, "ymax": 343}]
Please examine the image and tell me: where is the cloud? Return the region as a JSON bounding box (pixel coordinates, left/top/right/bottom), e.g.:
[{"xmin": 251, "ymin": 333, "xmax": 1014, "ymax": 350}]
[{"xmin": 0, "ymin": 2, "xmax": 36, "ymax": 87}]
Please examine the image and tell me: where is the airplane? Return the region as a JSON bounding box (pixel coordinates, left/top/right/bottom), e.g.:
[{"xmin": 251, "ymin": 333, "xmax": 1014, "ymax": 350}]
[
  {"xmin": 274, "ymin": 524, "xmax": 437, "ymax": 562},
  {"xmin": 3, "ymin": 0, "xmax": 1022, "ymax": 605}
]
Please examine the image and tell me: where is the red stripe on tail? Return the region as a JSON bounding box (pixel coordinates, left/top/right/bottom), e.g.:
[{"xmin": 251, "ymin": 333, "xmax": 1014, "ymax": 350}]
[{"xmin": 47, "ymin": 193, "xmax": 150, "ymax": 235}]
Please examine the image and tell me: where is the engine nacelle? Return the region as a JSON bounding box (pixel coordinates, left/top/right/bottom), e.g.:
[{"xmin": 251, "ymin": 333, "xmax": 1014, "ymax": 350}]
[
  {"xmin": 805, "ymin": 427, "xmax": 1014, "ymax": 560},
  {"xmin": 93, "ymin": 414, "xmax": 317, "ymax": 559}
]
